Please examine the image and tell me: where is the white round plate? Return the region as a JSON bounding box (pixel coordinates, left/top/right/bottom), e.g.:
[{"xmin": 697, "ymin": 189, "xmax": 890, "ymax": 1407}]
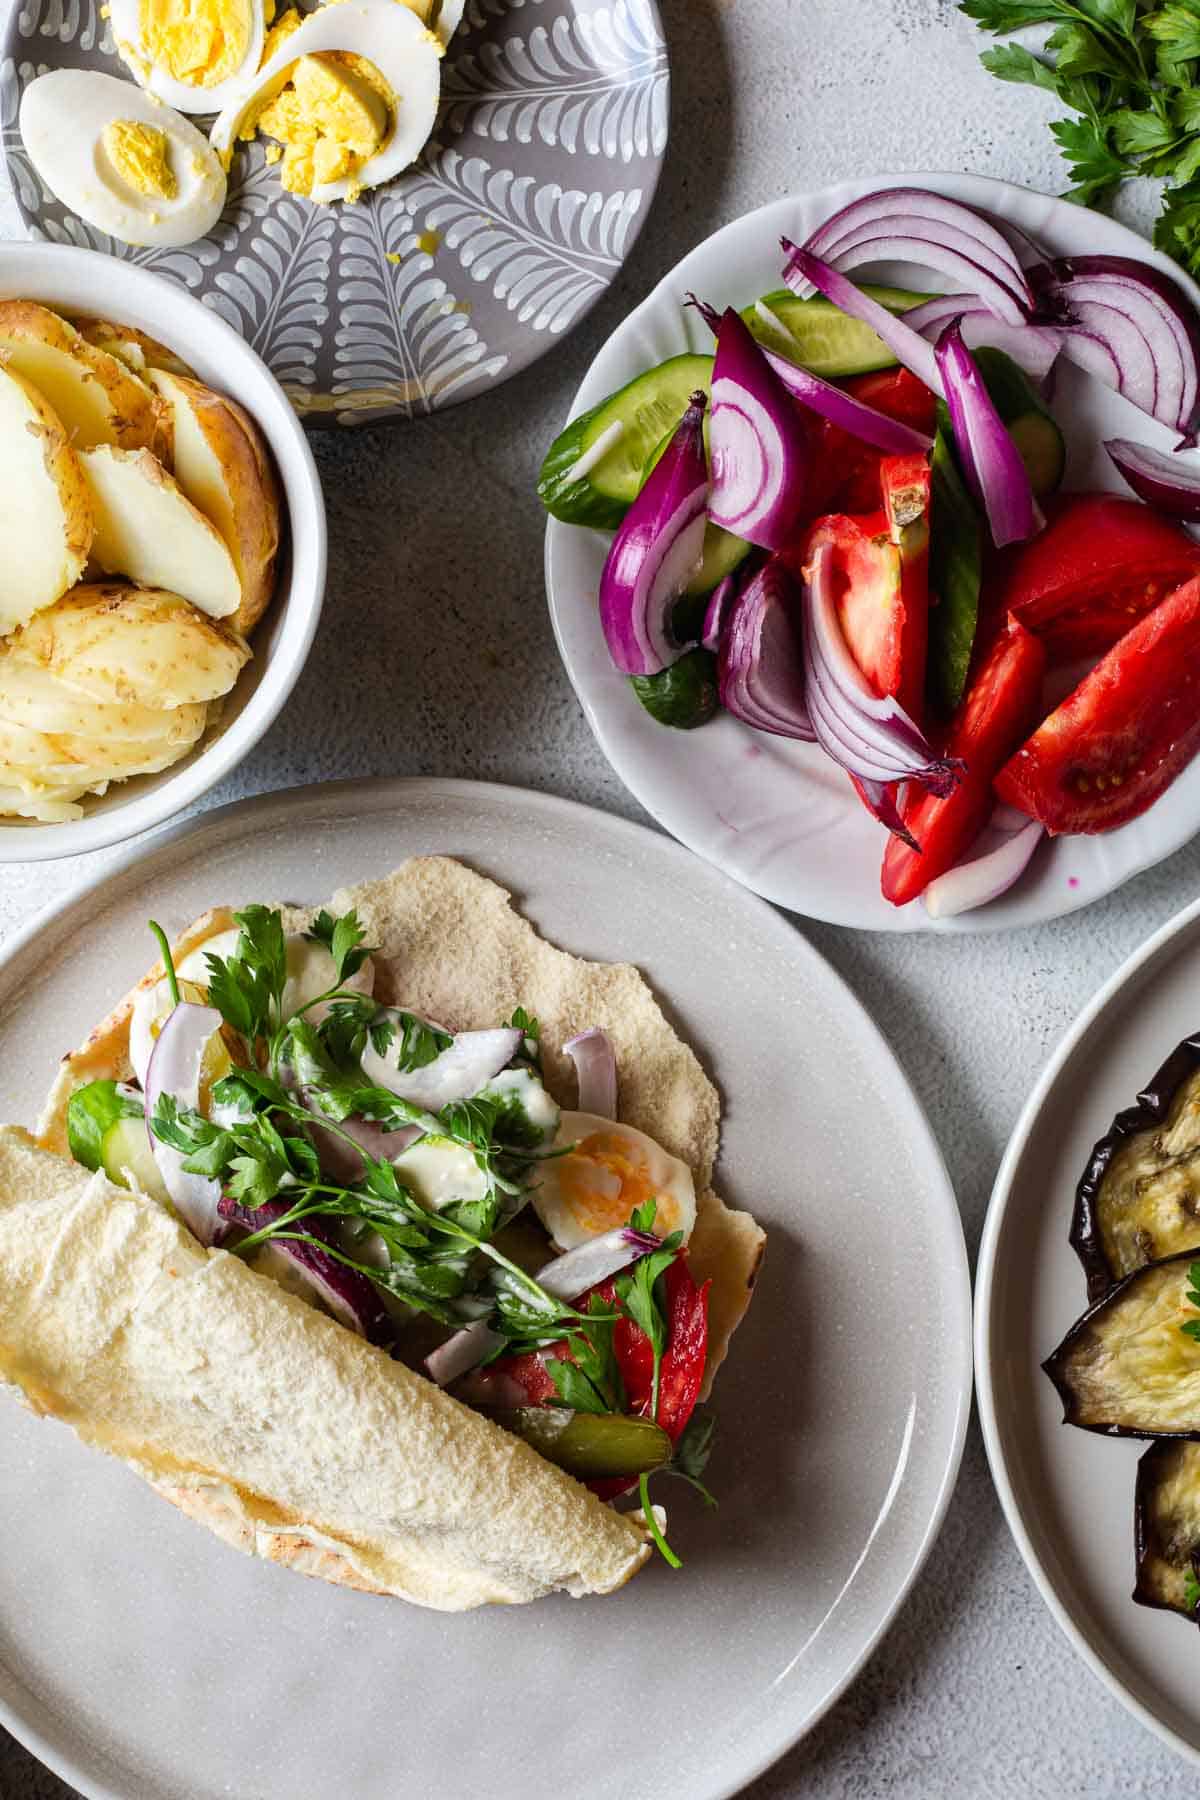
[
  {"xmin": 545, "ymin": 172, "xmax": 1200, "ymax": 932},
  {"xmin": 0, "ymin": 778, "xmax": 971, "ymax": 1800},
  {"xmin": 977, "ymin": 893, "xmax": 1200, "ymax": 1765}
]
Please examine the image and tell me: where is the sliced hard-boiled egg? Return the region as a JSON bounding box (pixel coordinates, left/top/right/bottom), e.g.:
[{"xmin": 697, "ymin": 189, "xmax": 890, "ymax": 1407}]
[
  {"xmin": 532, "ymin": 1112, "xmax": 697, "ymax": 1253},
  {"xmin": 280, "ymin": 931, "xmax": 374, "ymax": 1023},
  {"xmin": 19, "ymin": 70, "xmax": 226, "ymax": 249},
  {"xmin": 108, "ymin": 0, "xmax": 267, "ymax": 116},
  {"xmin": 129, "ymin": 926, "xmax": 240, "ymax": 1093},
  {"xmin": 210, "ymin": 0, "xmax": 442, "ymax": 205}
]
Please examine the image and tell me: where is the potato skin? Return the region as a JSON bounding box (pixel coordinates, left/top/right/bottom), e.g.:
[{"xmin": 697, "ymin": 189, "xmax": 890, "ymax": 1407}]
[
  {"xmin": 0, "ymin": 299, "xmax": 169, "ymax": 457},
  {"xmin": 70, "ymin": 316, "xmax": 195, "ymax": 382}
]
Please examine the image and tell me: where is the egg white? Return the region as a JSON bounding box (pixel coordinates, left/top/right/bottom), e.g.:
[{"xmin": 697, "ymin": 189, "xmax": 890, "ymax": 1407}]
[
  {"xmin": 19, "ymin": 69, "xmax": 227, "ymax": 248},
  {"xmin": 532, "ymin": 1112, "xmax": 697, "ymax": 1253},
  {"xmin": 108, "ymin": 0, "xmax": 268, "ymax": 116},
  {"xmin": 209, "ymin": 0, "xmax": 442, "ymax": 203}
]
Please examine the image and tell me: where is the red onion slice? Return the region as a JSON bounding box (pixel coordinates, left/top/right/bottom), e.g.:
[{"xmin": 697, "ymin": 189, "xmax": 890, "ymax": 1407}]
[
  {"xmin": 922, "ymin": 805, "xmax": 1044, "ymax": 919},
  {"xmin": 424, "ymin": 1226, "xmax": 664, "ymax": 1387},
  {"xmin": 361, "ymin": 1019, "xmax": 523, "ymax": 1111},
  {"xmin": 901, "ymin": 294, "xmax": 1062, "ymax": 384},
  {"xmin": 689, "ymin": 293, "xmax": 932, "ymax": 453},
  {"xmin": 1105, "ymin": 438, "xmax": 1200, "ymax": 521},
  {"xmin": 304, "ymin": 1107, "xmax": 424, "ymax": 1184},
  {"xmin": 780, "ymin": 241, "xmax": 943, "ymax": 395},
  {"xmin": 143, "ymin": 1000, "xmax": 224, "ymax": 1246},
  {"xmin": 717, "ymin": 560, "xmax": 815, "ymax": 740},
  {"xmin": 701, "ymin": 570, "xmax": 739, "ymax": 651},
  {"xmin": 935, "ymin": 319, "xmax": 1041, "ymax": 549},
  {"xmin": 802, "ymin": 543, "xmax": 962, "ymax": 793},
  {"xmin": 599, "ymin": 389, "xmax": 708, "ymax": 675},
  {"xmin": 563, "ymin": 1028, "xmax": 617, "ymax": 1120},
  {"xmin": 854, "ymin": 777, "xmax": 920, "ymax": 853},
  {"xmin": 708, "ymin": 307, "xmax": 812, "ymax": 550},
  {"xmin": 218, "ymin": 1195, "xmax": 394, "ymax": 1343},
  {"xmin": 799, "ymin": 187, "xmax": 1033, "ymax": 324}
]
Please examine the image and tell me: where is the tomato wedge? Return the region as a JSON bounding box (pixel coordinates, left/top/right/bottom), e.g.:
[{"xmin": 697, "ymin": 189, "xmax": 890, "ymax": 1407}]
[
  {"xmin": 880, "ymin": 452, "xmax": 932, "ymax": 722},
  {"xmin": 882, "ymin": 615, "xmax": 1047, "ymax": 906},
  {"xmin": 991, "ymin": 492, "xmax": 1200, "ymax": 663},
  {"xmin": 789, "ymin": 513, "xmax": 901, "ymax": 700},
  {"xmin": 808, "ymin": 368, "xmax": 938, "ymax": 516},
  {"xmin": 995, "ymin": 574, "xmax": 1200, "ymax": 834}
]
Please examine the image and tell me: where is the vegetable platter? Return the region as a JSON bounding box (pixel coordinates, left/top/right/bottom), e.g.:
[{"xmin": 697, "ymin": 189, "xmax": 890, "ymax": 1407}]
[{"xmin": 544, "ymin": 172, "xmax": 1200, "ymax": 932}]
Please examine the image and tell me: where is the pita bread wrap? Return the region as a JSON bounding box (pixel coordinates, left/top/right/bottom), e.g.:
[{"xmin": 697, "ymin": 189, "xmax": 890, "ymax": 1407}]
[{"xmin": 25, "ymin": 856, "xmax": 765, "ymax": 1604}]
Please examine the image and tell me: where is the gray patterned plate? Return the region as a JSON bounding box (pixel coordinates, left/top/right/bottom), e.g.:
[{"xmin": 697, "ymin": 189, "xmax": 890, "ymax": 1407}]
[{"xmin": 1, "ymin": 0, "xmax": 668, "ymax": 424}]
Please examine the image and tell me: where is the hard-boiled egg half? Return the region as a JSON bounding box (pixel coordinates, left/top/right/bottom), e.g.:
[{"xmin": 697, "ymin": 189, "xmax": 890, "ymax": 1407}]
[
  {"xmin": 107, "ymin": 0, "xmax": 268, "ymax": 115},
  {"xmin": 532, "ymin": 1112, "xmax": 697, "ymax": 1253},
  {"xmin": 210, "ymin": 0, "xmax": 442, "ymax": 205},
  {"xmin": 19, "ymin": 69, "xmax": 227, "ymax": 248}
]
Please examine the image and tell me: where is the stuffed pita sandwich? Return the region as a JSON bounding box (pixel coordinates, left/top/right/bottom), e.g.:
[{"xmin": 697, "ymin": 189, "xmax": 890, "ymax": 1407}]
[{"xmin": 3, "ymin": 857, "xmax": 764, "ymax": 1610}]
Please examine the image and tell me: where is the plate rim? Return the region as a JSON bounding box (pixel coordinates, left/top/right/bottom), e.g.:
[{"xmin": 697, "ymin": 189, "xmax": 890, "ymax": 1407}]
[
  {"xmin": 975, "ymin": 888, "xmax": 1200, "ymax": 1769},
  {"xmin": 543, "ymin": 170, "xmax": 1200, "ymax": 934},
  {"xmin": 0, "ymin": 773, "xmax": 972, "ymax": 1800},
  {"xmin": 1, "ymin": 0, "xmax": 672, "ymax": 428}
]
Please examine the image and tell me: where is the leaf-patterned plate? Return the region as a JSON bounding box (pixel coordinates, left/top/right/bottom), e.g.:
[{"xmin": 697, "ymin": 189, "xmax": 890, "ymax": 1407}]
[{"xmin": 1, "ymin": 0, "xmax": 668, "ymax": 425}]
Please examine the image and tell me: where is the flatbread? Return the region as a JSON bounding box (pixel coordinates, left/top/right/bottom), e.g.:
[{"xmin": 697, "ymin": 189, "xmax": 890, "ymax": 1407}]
[
  {"xmin": 0, "ymin": 1128, "xmax": 652, "ymax": 1609},
  {"xmin": 29, "ymin": 856, "xmax": 766, "ymax": 1587}
]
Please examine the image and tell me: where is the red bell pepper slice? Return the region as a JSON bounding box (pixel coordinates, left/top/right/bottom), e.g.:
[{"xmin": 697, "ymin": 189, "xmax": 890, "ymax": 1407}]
[
  {"xmin": 995, "ymin": 574, "xmax": 1200, "ymax": 834},
  {"xmin": 881, "ymin": 614, "xmax": 1047, "ymax": 905},
  {"xmin": 991, "ymin": 492, "xmax": 1200, "ymax": 664}
]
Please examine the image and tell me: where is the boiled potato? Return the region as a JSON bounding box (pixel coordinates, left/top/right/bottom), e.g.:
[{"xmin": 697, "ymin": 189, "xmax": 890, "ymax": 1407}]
[
  {"xmin": 0, "ymin": 301, "xmax": 168, "ymax": 456},
  {"xmin": 148, "ymin": 370, "xmax": 281, "ymax": 636},
  {"xmin": 0, "ymin": 716, "xmax": 207, "ymax": 783},
  {"xmin": 0, "ymin": 653, "xmax": 207, "ymax": 741},
  {"xmin": 71, "ymin": 316, "xmax": 194, "ymax": 381},
  {"xmin": 0, "ymin": 365, "xmax": 93, "ymax": 635},
  {"xmin": 11, "ymin": 585, "xmax": 249, "ymax": 708},
  {"xmin": 80, "ymin": 447, "xmax": 241, "ymax": 619},
  {"xmin": 0, "ymin": 778, "xmax": 94, "ymax": 823}
]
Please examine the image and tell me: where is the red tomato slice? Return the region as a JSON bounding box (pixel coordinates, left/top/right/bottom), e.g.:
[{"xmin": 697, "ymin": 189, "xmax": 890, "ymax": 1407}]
[
  {"xmin": 805, "ymin": 369, "xmax": 938, "ymax": 517},
  {"xmin": 791, "ymin": 513, "xmax": 904, "ymax": 701},
  {"xmin": 995, "ymin": 574, "xmax": 1200, "ymax": 834},
  {"xmin": 882, "ymin": 614, "xmax": 1047, "ymax": 906},
  {"xmin": 991, "ymin": 492, "xmax": 1200, "ymax": 663},
  {"xmin": 880, "ymin": 452, "xmax": 932, "ymax": 723}
]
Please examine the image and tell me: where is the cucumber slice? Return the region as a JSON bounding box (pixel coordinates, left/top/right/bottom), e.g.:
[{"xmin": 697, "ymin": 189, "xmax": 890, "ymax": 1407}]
[
  {"xmin": 538, "ymin": 352, "xmax": 713, "ymax": 528},
  {"xmin": 741, "ymin": 285, "xmax": 932, "ymax": 377},
  {"xmin": 631, "ymin": 647, "xmax": 718, "ymax": 729},
  {"xmin": 492, "ymin": 1406, "xmax": 673, "ymax": 1479},
  {"xmin": 688, "ymin": 522, "xmax": 752, "ymax": 597},
  {"xmin": 100, "ymin": 1114, "xmax": 171, "ymax": 1205},
  {"xmin": 67, "ymin": 1077, "xmax": 143, "ymax": 1172},
  {"xmin": 972, "ymin": 346, "xmax": 1065, "ymax": 497}
]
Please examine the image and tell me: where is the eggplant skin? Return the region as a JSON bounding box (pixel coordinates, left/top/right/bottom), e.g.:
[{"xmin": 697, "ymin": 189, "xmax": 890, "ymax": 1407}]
[
  {"xmin": 1043, "ymin": 1249, "xmax": 1200, "ymax": 1438},
  {"xmin": 1070, "ymin": 1033, "xmax": 1200, "ymax": 1302},
  {"xmin": 1134, "ymin": 1440, "xmax": 1200, "ymax": 1624}
]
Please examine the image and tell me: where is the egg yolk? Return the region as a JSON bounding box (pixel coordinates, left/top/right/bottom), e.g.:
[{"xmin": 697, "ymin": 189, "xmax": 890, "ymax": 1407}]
[
  {"xmin": 101, "ymin": 119, "xmax": 178, "ymax": 199},
  {"xmin": 246, "ymin": 8, "xmax": 393, "ymax": 199},
  {"xmin": 555, "ymin": 1130, "xmax": 683, "ymax": 1239},
  {"xmin": 139, "ymin": 0, "xmax": 252, "ymax": 87}
]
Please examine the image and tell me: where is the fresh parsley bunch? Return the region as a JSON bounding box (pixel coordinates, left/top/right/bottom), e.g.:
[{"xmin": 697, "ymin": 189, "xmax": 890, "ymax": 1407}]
[{"xmin": 961, "ymin": 0, "xmax": 1200, "ymax": 276}]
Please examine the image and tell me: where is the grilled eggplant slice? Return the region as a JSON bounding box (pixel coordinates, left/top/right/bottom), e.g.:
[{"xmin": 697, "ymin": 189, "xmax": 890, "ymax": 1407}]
[
  {"xmin": 1134, "ymin": 1440, "xmax": 1200, "ymax": 1623},
  {"xmin": 1044, "ymin": 1251, "xmax": 1200, "ymax": 1436},
  {"xmin": 1071, "ymin": 1033, "xmax": 1200, "ymax": 1301}
]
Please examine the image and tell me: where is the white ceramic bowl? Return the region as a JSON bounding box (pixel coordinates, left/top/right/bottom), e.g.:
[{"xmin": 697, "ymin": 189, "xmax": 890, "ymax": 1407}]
[{"xmin": 0, "ymin": 242, "xmax": 326, "ymax": 861}]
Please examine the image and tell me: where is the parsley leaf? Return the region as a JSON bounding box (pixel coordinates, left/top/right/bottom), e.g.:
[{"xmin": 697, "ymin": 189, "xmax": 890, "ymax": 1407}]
[
  {"xmin": 1181, "ymin": 1260, "xmax": 1200, "ymax": 1340},
  {"xmin": 305, "ymin": 907, "xmax": 373, "ymax": 984},
  {"xmin": 664, "ymin": 1410, "xmax": 718, "ymax": 1508},
  {"xmin": 1185, "ymin": 1563, "xmax": 1200, "ymax": 1613}
]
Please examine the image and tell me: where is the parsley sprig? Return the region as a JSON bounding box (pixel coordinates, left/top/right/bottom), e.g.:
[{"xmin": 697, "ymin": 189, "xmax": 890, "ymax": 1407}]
[
  {"xmin": 1181, "ymin": 1260, "xmax": 1200, "ymax": 1341},
  {"xmin": 1185, "ymin": 1563, "xmax": 1200, "ymax": 1613},
  {"xmin": 962, "ymin": 0, "xmax": 1200, "ymax": 276}
]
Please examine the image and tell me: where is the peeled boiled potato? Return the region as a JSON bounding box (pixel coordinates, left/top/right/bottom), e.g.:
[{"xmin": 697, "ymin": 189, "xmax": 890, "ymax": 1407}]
[
  {"xmin": 0, "ymin": 366, "xmax": 94, "ymax": 637},
  {"xmin": 148, "ymin": 371, "xmax": 281, "ymax": 635},
  {"xmin": 72, "ymin": 316, "xmax": 195, "ymax": 381},
  {"xmin": 9, "ymin": 585, "xmax": 250, "ymax": 708},
  {"xmin": 80, "ymin": 446, "xmax": 242, "ymax": 619},
  {"xmin": 0, "ymin": 653, "xmax": 207, "ymax": 742},
  {"xmin": 0, "ymin": 716, "xmax": 203, "ymax": 783},
  {"xmin": 0, "ymin": 301, "xmax": 168, "ymax": 456}
]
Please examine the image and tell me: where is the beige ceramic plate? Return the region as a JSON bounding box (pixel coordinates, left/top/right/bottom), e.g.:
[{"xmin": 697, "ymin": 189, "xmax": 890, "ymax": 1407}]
[{"xmin": 0, "ymin": 778, "xmax": 970, "ymax": 1799}]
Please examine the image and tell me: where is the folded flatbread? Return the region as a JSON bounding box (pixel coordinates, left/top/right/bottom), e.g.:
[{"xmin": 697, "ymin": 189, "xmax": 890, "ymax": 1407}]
[{"xmin": 15, "ymin": 857, "xmax": 764, "ymax": 1608}]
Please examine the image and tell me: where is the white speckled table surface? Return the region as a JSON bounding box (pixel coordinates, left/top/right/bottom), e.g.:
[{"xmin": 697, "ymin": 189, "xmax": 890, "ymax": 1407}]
[{"xmin": 0, "ymin": 1, "xmax": 1196, "ymax": 1794}]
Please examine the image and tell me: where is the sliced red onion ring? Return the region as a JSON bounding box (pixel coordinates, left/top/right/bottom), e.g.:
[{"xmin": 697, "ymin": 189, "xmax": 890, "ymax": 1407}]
[
  {"xmin": 780, "ymin": 241, "xmax": 943, "ymax": 395},
  {"xmin": 218, "ymin": 1196, "xmax": 394, "ymax": 1343},
  {"xmin": 689, "ymin": 293, "xmax": 932, "ymax": 453},
  {"xmin": 143, "ymin": 1001, "xmax": 225, "ymax": 1246},
  {"xmin": 935, "ymin": 319, "xmax": 1041, "ymax": 549},
  {"xmin": 1105, "ymin": 437, "xmax": 1200, "ymax": 521},
  {"xmin": 802, "ymin": 543, "xmax": 962, "ymax": 793},
  {"xmin": 854, "ymin": 776, "xmax": 920, "ymax": 853},
  {"xmin": 799, "ymin": 187, "xmax": 1033, "ymax": 324},
  {"xmin": 701, "ymin": 570, "xmax": 739, "ymax": 651},
  {"xmin": 563, "ymin": 1028, "xmax": 617, "ymax": 1120},
  {"xmin": 424, "ymin": 1226, "xmax": 664, "ymax": 1387},
  {"xmin": 900, "ymin": 294, "xmax": 1062, "ymax": 384},
  {"xmin": 599, "ymin": 389, "xmax": 708, "ymax": 675},
  {"xmin": 361, "ymin": 1019, "xmax": 523, "ymax": 1112},
  {"xmin": 304, "ymin": 1106, "xmax": 424, "ymax": 1184},
  {"xmin": 922, "ymin": 804, "xmax": 1043, "ymax": 919},
  {"xmin": 707, "ymin": 307, "xmax": 812, "ymax": 550},
  {"xmin": 717, "ymin": 560, "xmax": 815, "ymax": 740}
]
